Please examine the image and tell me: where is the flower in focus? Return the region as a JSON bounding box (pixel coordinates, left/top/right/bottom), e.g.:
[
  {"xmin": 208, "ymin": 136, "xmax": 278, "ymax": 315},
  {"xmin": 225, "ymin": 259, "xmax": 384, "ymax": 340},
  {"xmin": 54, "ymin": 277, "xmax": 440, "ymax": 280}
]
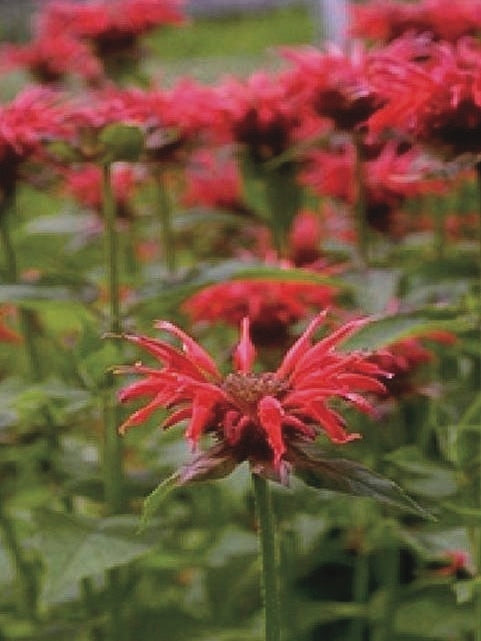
[
  {"xmin": 116, "ymin": 312, "xmax": 388, "ymax": 482},
  {"xmin": 183, "ymin": 278, "xmax": 337, "ymax": 347}
]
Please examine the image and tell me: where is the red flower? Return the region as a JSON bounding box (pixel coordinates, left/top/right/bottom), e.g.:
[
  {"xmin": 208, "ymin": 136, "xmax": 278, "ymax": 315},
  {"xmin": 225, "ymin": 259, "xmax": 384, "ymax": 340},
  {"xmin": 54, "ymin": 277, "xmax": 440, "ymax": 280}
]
[
  {"xmin": 183, "ymin": 278, "xmax": 337, "ymax": 347},
  {"xmin": 39, "ymin": 0, "xmax": 185, "ymax": 59},
  {"xmin": 0, "ymin": 35, "xmax": 103, "ymax": 84},
  {"xmin": 116, "ymin": 312, "xmax": 388, "ymax": 481},
  {"xmin": 370, "ymin": 330, "xmax": 457, "ymax": 397},
  {"xmin": 182, "ymin": 148, "xmax": 247, "ymax": 214},
  {"xmin": 0, "ymin": 86, "xmax": 67, "ymax": 202},
  {"xmin": 63, "ymin": 163, "xmax": 143, "ymax": 218},
  {"xmin": 283, "ymin": 43, "xmax": 382, "ymax": 131},
  {"xmin": 368, "ymin": 36, "xmax": 481, "ymax": 157},
  {"xmin": 302, "ymin": 140, "xmax": 443, "ymax": 237},
  {"xmin": 213, "ymin": 71, "xmax": 327, "ymax": 162},
  {"xmin": 352, "ymin": 0, "xmax": 481, "ymax": 44}
]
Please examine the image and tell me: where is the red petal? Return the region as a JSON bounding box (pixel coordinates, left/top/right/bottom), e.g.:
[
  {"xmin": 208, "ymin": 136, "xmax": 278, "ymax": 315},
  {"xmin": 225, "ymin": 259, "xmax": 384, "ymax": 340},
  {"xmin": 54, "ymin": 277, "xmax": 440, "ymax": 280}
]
[
  {"xmin": 291, "ymin": 317, "xmax": 371, "ymax": 381},
  {"xmin": 276, "ymin": 310, "xmax": 327, "ymax": 379},
  {"xmin": 234, "ymin": 317, "xmax": 256, "ymax": 374},
  {"xmin": 122, "ymin": 333, "xmax": 203, "ymax": 379},
  {"xmin": 155, "ymin": 320, "xmax": 221, "ymax": 380},
  {"xmin": 185, "ymin": 396, "xmax": 217, "ymax": 446},
  {"xmin": 258, "ymin": 395, "xmax": 286, "ymax": 469},
  {"xmin": 307, "ymin": 400, "xmax": 361, "ymax": 444},
  {"xmin": 118, "ymin": 392, "xmax": 170, "ymax": 435},
  {"xmin": 162, "ymin": 406, "xmax": 192, "ymax": 429}
]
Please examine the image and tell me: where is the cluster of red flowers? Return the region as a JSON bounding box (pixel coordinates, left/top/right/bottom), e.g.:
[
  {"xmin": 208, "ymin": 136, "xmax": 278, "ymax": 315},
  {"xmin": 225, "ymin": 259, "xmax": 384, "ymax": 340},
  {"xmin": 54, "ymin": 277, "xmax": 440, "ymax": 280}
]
[{"xmin": 0, "ymin": 0, "xmax": 465, "ymax": 480}]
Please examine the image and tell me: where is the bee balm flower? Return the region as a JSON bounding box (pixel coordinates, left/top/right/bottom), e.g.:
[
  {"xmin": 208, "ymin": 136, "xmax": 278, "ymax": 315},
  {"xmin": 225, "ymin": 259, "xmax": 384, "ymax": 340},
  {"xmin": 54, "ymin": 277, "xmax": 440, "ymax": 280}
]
[{"xmin": 116, "ymin": 312, "xmax": 389, "ymax": 483}]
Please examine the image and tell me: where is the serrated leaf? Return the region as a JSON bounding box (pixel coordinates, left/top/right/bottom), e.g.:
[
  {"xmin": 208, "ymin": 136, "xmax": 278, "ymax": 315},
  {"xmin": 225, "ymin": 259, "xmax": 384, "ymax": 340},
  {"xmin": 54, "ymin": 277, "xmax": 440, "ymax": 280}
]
[
  {"xmin": 35, "ymin": 510, "xmax": 155, "ymax": 602},
  {"xmin": 289, "ymin": 441, "xmax": 432, "ymax": 518}
]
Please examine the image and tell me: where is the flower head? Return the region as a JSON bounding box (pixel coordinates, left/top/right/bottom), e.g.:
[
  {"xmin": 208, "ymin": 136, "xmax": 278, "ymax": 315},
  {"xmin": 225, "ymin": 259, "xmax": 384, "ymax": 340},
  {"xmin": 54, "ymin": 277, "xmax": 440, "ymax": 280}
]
[
  {"xmin": 352, "ymin": 0, "xmax": 481, "ymax": 44},
  {"xmin": 0, "ymin": 35, "xmax": 103, "ymax": 85},
  {"xmin": 368, "ymin": 36, "xmax": 481, "ymax": 157},
  {"xmin": 183, "ymin": 278, "xmax": 337, "ymax": 347},
  {"xmin": 116, "ymin": 312, "xmax": 388, "ymax": 482},
  {"xmin": 283, "ymin": 43, "xmax": 382, "ymax": 131}
]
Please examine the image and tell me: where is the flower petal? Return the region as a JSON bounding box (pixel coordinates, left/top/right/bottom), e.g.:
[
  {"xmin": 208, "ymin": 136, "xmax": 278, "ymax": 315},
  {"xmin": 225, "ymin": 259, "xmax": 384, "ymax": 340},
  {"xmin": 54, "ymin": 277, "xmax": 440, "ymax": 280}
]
[
  {"xmin": 155, "ymin": 320, "xmax": 221, "ymax": 379},
  {"xmin": 234, "ymin": 317, "xmax": 256, "ymax": 374},
  {"xmin": 276, "ymin": 310, "xmax": 328, "ymax": 379},
  {"xmin": 258, "ymin": 395, "xmax": 286, "ymax": 469}
]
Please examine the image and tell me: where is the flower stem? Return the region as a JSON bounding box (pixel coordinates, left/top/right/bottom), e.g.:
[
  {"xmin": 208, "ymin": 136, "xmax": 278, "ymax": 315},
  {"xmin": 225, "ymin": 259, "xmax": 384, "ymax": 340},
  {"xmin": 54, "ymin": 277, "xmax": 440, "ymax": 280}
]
[
  {"xmin": 0, "ymin": 502, "xmax": 38, "ymax": 620},
  {"xmin": 156, "ymin": 168, "xmax": 176, "ymax": 274},
  {"xmin": 101, "ymin": 162, "xmax": 124, "ymax": 513},
  {"xmin": 102, "ymin": 163, "xmax": 121, "ymax": 335},
  {"xmin": 252, "ymin": 473, "xmax": 281, "ymax": 641},
  {"xmin": 102, "ymin": 163, "xmax": 125, "ymax": 641},
  {"xmin": 0, "ymin": 198, "xmax": 56, "ymax": 447},
  {"xmin": 353, "ymin": 132, "xmax": 369, "ymax": 269}
]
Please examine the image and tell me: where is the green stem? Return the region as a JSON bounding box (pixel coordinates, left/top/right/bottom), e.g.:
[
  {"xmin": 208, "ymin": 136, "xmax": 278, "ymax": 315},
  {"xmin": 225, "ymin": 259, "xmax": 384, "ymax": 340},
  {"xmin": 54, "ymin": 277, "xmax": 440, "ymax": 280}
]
[
  {"xmin": 0, "ymin": 502, "xmax": 38, "ymax": 620},
  {"xmin": 102, "ymin": 163, "xmax": 125, "ymax": 641},
  {"xmin": 252, "ymin": 474, "xmax": 281, "ymax": 641},
  {"xmin": 102, "ymin": 164, "xmax": 121, "ymax": 335},
  {"xmin": 0, "ymin": 204, "xmax": 17, "ymax": 281},
  {"xmin": 156, "ymin": 169, "xmax": 176, "ymax": 274},
  {"xmin": 353, "ymin": 133, "xmax": 369, "ymax": 269},
  {"xmin": 1, "ymin": 199, "xmax": 56, "ymax": 447},
  {"xmin": 350, "ymin": 551, "xmax": 369, "ymax": 641}
]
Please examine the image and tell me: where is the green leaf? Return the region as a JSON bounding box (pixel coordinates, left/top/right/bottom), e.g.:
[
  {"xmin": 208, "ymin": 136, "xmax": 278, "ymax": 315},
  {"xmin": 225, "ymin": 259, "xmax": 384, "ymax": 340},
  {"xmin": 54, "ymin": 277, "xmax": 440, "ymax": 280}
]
[
  {"xmin": 342, "ymin": 312, "xmax": 466, "ymax": 351},
  {"xmin": 289, "ymin": 441, "xmax": 432, "ymax": 518},
  {"xmin": 35, "ymin": 510, "xmax": 155, "ymax": 602}
]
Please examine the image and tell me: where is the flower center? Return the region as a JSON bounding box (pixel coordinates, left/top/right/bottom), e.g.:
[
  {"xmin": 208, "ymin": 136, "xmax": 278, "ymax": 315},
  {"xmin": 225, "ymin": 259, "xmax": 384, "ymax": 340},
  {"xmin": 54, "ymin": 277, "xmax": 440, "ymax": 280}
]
[{"xmin": 222, "ymin": 372, "xmax": 289, "ymax": 405}]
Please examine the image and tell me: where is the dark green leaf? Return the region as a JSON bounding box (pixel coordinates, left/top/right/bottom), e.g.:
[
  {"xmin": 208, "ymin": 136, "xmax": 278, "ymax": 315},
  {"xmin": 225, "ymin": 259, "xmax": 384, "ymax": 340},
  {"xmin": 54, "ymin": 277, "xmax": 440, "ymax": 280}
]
[
  {"xmin": 342, "ymin": 312, "xmax": 467, "ymax": 351},
  {"xmin": 289, "ymin": 441, "xmax": 432, "ymax": 518}
]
